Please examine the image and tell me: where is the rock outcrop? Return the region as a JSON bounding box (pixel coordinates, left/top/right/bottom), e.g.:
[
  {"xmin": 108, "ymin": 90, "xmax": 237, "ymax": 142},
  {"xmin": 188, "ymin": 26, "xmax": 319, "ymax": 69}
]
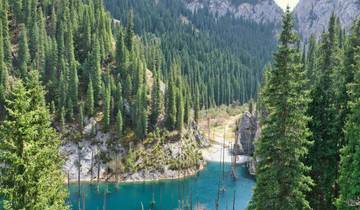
[
  {"xmin": 184, "ymin": 0, "xmax": 283, "ymax": 24},
  {"xmin": 294, "ymin": 0, "xmax": 360, "ymax": 42},
  {"xmin": 235, "ymin": 111, "xmax": 258, "ymax": 156},
  {"xmin": 234, "ymin": 111, "xmax": 260, "ymax": 175}
]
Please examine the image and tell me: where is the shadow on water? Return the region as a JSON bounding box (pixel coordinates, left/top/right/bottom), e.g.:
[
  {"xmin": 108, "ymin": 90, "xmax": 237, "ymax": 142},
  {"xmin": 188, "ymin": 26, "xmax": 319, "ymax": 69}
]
[{"xmin": 68, "ymin": 162, "xmax": 255, "ymax": 210}]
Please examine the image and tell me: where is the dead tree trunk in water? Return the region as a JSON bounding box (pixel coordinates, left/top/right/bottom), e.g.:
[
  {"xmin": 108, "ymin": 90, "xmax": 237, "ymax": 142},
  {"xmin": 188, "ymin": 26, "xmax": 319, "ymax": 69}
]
[
  {"xmin": 82, "ymin": 191, "xmax": 86, "ymax": 210},
  {"xmin": 90, "ymin": 149, "xmax": 94, "ymax": 182},
  {"xmin": 232, "ymin": 190, "xmax": 236, "ymax": 210},
  {"xmin": 77, "ymin": 146, "xmax": 81, "ymax": 210}
]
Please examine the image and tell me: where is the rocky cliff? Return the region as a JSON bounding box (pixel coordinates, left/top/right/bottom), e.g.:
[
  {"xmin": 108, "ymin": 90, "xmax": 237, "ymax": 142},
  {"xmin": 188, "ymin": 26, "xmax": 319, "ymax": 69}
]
[
  {"xmin": 293, "ymin": 0, "xmax": 360, "ymax": 41},
  {"xmin": 235, "ymin": 111, "xmax": 260, "ymax": 175},
  {"xmin": 184, "ymin": 0, "xmax": 283, "ymax": 24},
  {"xmin": 235, "ymin": 111, "xmax": 258, "ymax": 156}
]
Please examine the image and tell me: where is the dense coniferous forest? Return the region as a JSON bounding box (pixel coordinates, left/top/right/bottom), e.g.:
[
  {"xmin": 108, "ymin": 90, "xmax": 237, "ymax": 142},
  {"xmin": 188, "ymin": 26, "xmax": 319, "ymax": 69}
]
[
  {"xmin": 1, "ymin": 0, "xmax": 360, "ymax": 209},
  {"xmin": 104, "ymin": 0, "xmax": 278, "ymax": 107},
  {"xmin": 0, "ymin": 0, "xmax": 196, "ymax": 208},
  {"xmin": 250, "ymin": 8, "xmax": 360, "ymax": 210}
]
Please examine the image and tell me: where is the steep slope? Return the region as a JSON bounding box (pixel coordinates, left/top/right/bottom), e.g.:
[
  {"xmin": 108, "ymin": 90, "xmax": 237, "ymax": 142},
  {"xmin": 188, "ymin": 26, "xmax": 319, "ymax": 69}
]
[
  {"xmin": 184, "ymin": 0, "xmax": 283, "ymax": 24},
  {"xmin": 294, "ymin": 0, "xmax": 360, "ymax": 41},
  {"xmin": 105, "ymin": 0, "xmax": 281, "ymax": 106}
]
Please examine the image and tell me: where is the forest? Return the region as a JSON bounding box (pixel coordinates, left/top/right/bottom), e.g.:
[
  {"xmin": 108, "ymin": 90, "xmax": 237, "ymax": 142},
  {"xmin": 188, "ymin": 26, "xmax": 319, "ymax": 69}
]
[
  {"xmin": 250, "ymin": 9, "xmax": 360, "ymax": 210},
  {"xmin": 0, "ymin": 0, "xmax": 359, "ymax": 209}
]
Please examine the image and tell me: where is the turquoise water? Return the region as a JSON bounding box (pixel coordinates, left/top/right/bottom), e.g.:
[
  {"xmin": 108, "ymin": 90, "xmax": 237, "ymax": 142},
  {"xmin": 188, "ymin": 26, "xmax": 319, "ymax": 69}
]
[{"xmin": 68, "ymin": 162, "xmax": 255, "ymax": 210}]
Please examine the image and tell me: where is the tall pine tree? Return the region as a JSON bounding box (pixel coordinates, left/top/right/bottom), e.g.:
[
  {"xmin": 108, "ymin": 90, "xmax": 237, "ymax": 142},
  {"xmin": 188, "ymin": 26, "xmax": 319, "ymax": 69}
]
[{"xmin": 249, "ymin": 8, "xmax": 313, "ymax": 210}]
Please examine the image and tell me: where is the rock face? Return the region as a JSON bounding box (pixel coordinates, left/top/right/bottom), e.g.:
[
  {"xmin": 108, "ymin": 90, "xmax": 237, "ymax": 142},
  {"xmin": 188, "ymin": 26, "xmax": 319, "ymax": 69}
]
[
  {"xmin": 293, "ymin": 0, "xmax": 360, "ymax": 42},
  {"xmin": 184, "ymin": 0, "xmax": 283, "ymax": 24},
  {"xmin": 235, "ymin": 111, "xmax": 258, "ymax": 156},
  {"xmin": 234, "ymin": 111, "xmax": 260, "ymax": 175},
  {"xmin": 61, "ymin": 117, "xmax": 125, "ymax": 182}
]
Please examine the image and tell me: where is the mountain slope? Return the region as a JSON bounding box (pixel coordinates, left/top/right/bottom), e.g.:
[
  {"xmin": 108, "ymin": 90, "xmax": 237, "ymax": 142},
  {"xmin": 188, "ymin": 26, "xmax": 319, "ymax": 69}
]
[
  {"xmin": 184, "ymin": 0, "xmax": 283, "ymax": 24},
  {"xmin": 105, "ymin": 0, "xmax": 280, "ymax": 105},
  {"xmin": 294, "ymin": 0, "xmax": 360, "ymax": 41}
]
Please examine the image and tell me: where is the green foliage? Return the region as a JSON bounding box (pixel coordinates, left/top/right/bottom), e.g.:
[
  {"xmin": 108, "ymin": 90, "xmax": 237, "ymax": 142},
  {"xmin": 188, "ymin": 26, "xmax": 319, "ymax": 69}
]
[
  {"xmin": 18, "ymin": 24, "xmax": 30, "ymax": 79},
  {"xmin": 306, "ymin": 14, "xmax": 345, "ymax": 210},
  {"xmin": 149, "ymin": 69, "xmax": 161, "ymax": 130},
  {"xmin": 249, "ymin": 9, "xmax": 313, "ymax": 210},
  {"xmin": 194, "ymin": 85, "xmax": 200, "ymax": 124},
  {"xmin": 0, "ymin": 79, "xmax": 68, "ymax": 210},
  {"xmin": 86, "ymin": 79, "xmax": 95, "ymax": 117},
  {"xmin": 165, "ymin": 78, "xmax": 177, "ymax": 130},
  {"xmin": 104, "ymin": 0, "xmax": 276, "ymax": 107},
  {"xmin": 116, "ymin": 110, "xmax": 123, "ymax": 140},
  {"xmin": 337, "ymin": 18, "xmax": 360, "ymax": 210}
]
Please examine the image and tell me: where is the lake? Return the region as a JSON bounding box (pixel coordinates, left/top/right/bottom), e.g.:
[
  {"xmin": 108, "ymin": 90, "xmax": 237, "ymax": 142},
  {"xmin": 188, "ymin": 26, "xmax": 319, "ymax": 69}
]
[{"xmin": 68, "ymin": 162, "xmax": 255, "ymax": 210}]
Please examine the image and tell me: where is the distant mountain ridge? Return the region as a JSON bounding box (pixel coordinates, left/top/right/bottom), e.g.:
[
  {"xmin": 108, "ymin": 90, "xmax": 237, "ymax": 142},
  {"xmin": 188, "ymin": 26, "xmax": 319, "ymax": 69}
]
[
  {"xmin": 184, "ymin": 0, "xmax": 360, "ymax": 41},
  {"xmin": 294, "ymin": 0, "xmax": 360, "ymax": 41},
  {"xmin": 184, "ymin": 0, "xmax": 283, "ymax": 24}
]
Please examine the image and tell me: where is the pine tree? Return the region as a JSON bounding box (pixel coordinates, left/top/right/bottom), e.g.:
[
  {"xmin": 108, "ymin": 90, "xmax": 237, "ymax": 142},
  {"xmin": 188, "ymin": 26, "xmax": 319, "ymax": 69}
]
[
  {"xmin": 0, "ymin": 79, "xmax": 68, "ymax": 210},
  {"xmin": 90, "ymin": 39, "xmax": 102, "ymax": 103},
  {"xmin": 336, "ymin": 18, "xmax": 360, "ymax": 210},
  {"xmin": 149, "ymin": 69, "xmax": 161, "ymax": 130},
  {"xmin": 194, "ymin": 85, "xmax": 200, "ymax": 124},
  {"xmin": 307, "ymin": 14, "xmax": 344, "ymax": 210},
  {"xmin": 1, "ymin": 0, "xmax": 12, "ymax": 69},
  {"xmin": 248, "ymin": 8, "xmax": 312, "ymax": 210},
  {"xmin": 0, "ymin": 18, "xmax": 8, "ymax": 114},
  {"xmin": 116, "ymin": 110, "xmax": 123, "ymax": 140},
  {"xmin": 125, "ymin": 10, "xmax": 134, "ymax": 52},
  {"xmin": 86, "ymin": 79, "xmax": 95, "ymax": 116},
  {"xmin": 124, "ymin": 74, "xmax": 132, "ymax": 101},
  {"xmin": 184, "ymin": 90, "xmax": 191, "ymax": 127},
  {"xmin": 134, "ymin": 85, "xmax": 147, "ymax": 139},
  {"xmin": 79, "ymin": 101, "xmax": 84, "ymax": 129},
  {"xmin": 165, "ymin": 79, "xmax": 177, "ymax": 130},
  {"xmin": 176, "ymin": 90, "xmax": 184, "ymax": 132},
  {"xmin": 18, "ymin": 24, "xmax": 30, "ymax": 79},
  {"xmin": 60, "ymin": 106, "xmax": 66, "ymax": 131},
  {"xmin": 306, "ymin": 34, "xmax": 317, "ymax": 86},
  {"xmin": 103, "ymin": 82, "xmax": 111, "ymax": 131},
  {"xmin": 116, "ymin": 28, "xmax": 128, "ymax": 75}
]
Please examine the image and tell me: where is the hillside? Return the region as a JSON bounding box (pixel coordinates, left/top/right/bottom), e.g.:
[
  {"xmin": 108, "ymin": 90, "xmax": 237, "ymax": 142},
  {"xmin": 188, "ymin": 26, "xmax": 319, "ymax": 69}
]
[
  {"xmin": 294, "ymin": 0, "xmax": 360, "ymax": 41},
  {"xmin": 104, "ymin": 0, "xmax": 279, "ymax": 106}
]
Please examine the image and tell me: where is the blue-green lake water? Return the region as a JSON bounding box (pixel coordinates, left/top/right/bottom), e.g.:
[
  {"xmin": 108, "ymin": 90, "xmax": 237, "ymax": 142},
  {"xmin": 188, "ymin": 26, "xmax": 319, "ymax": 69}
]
[{"xmin": 68, "ymin": 162, "xmax": 255, "ymax": 210}]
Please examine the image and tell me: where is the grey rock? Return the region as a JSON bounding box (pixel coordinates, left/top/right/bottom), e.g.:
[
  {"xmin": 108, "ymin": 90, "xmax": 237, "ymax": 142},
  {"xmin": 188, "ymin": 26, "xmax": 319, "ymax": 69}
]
[
  {"xmin": 235, "ymin": 111, "xmax": 258, "ymax": 156},
  {"xmin": 294, "ymin": 0, "xmax": 360, "ymax": 42},
  {"xmin": 184, "ymin": 0, "xmax": 283, "ymax": 24}
]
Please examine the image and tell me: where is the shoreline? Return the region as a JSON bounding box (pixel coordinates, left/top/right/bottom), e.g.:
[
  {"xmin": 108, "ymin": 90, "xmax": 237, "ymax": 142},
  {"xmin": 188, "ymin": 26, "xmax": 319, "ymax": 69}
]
[
  {"xmin": 66, "ymin": 141, "xmax": 252, "ymax": 185},
  {"xmin": 66, "ymin": 163, "xmax": 206, "ymax": 184}
]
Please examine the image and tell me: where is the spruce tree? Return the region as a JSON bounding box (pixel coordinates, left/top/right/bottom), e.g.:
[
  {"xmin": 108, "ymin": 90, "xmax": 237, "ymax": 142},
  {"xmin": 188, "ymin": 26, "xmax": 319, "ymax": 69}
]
[
  {"xmin": 116, "ymin": 28, "xmax": 128, "ymax": 75},
  {"xmin": 103, "ymin": 83, "xmax": 111, "ymax": 131},
  {"xmin": 86, "ymin": 79, "xmax": 95, "ymax": 116},
  {"xmin": 184, "ymin": 91, "xmax": 191, "ymax": 127},
  {"xmin": 79, "ymin": 101, "xmax": 84, "ymax": 129},
  {"xmin": 150, "ymin": 69, "xmax": 161, "ymax": 130},
  {"xmin": 134, "ymin": 85, "xmax": 147, "ymax": 140},
  {"xmin": 248, "ymin": 8, "xmax": 312, "ymax": 210},
  {"xmin": 307, "ymin": 14, "xmax": 344, "ymax": 209},
  {"xmin": 125, "ymin": 10, "xmax": 134, "ymax": 52},
  {"xmin": 194, "ymin": 85, "xmax": 200, "ymax": 124},
  {"xmin": 116, "ymin": 110, "xmax": 123, "ymax": 140},
  {"xmin": 0, "ymin": 79, "xmax": 68, "ymax": 210},
  {"xmin": 0, "ymin": 19, "xmax": 8, "ymax": 114},
  {"xmin": 337, "ymin": 18, "xmax": 360, "ymax": 210},
  {"xmin": 1, "ymin": 0, "xmax": 11, "ymax": 69},
  {"xmin": 18, "ymin": 24, "xmax": 30, "ymax": 79},
  {"xmin": 165, "ymin": 79, "xmax": 177, "ymax": 130},
  {"xmin": 90, "ymin": 39, "xmax": 102, "ymax": 103},
  {"xmin": 176, "ymin": 90, "xmax": 184, "ymax": 132}
]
